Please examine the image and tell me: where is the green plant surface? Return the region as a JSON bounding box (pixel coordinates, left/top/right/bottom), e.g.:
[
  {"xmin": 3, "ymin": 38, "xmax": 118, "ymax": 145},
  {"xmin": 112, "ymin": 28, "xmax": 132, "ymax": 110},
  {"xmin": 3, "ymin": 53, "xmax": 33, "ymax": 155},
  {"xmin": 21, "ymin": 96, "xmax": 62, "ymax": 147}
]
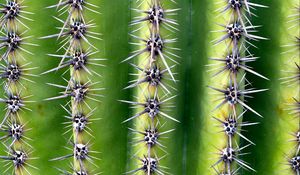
[
  {"xmin": 0, "ymin": 0, "xmax": 298, "ymax": 175},
  {"xmin": 94, "ymin": 0, "xmax": 131, "ymax": 174},
  {"xmin": 124, "ymin": 1, "xmax": 182, "ymax": 174},
  {"xmin": 0, "ymin": 0, "xmax": 131, "ymax": 174},
  {"xmin": 242, "ymin": 0, "xmax": 298, "ymax": 175},
  {"xmin": 176, "ymin": 0, "xmax": 217, "ymax": 174}
]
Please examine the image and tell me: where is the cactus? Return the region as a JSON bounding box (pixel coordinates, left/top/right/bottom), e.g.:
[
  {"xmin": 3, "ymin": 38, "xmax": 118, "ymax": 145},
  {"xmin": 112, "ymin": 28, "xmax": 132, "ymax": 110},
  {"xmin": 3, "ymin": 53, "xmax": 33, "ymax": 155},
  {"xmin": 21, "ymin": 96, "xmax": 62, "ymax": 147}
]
[
  {"xmin": 206, "ymin": 1, "xmax": 268, "ymax": 174},
  {"xmin": 0, "ymin": 0, "xmax": 37, "ymax": 174},
  {"xmin": 281, "ymin": 0, "xmax": 300, "ymax": 174},
  {"xmin": 122, "ymin": 0, "xmax": 180, "ymax": 174},
  {"xmin": 0, "ymin": 0, "xmax": 298, "ymax": 175},
  {"xmin": 41, "ymin": 0, "xmax": 102, "ymax": 174}
]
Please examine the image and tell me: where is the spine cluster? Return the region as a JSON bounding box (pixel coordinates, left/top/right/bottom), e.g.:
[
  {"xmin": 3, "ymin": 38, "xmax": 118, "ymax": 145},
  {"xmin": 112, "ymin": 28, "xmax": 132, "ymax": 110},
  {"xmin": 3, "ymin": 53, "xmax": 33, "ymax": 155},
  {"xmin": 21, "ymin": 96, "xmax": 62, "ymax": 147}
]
[
  {"xmin": 0, "ymin": 0, "xmax": 37, "ymax": 174},
  {"xmin": 284, "ymin": 2, "xmax": 300, "ymax": 174},
  {"xmin": 209, "ymin": 1, "xmax": 268, "ymax": 174},
  {"xmin": 122, "ymin": 0, "xmax": 179, "ymax": 174},
  {"xmin": 42, "ymin": 1, "xmax": 102, "ymax": 174}
]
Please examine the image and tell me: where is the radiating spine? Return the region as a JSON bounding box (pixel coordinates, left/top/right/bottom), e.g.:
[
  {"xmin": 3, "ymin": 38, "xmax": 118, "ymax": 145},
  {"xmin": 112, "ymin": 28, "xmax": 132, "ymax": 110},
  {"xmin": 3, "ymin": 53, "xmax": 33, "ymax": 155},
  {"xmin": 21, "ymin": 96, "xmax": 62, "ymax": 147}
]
[
  {"xmin": 122, "ymin": 0, "xmax": 180, "ymax": 174},
  {"xmin": 0, "ymin": 0, "xmax": 37, "ymax": 174},
  {"xmin": 281, "ymin": 1, "xmax": 300, "ymax": 174},
  {"xmin": 42, "ymin": 1, "xmax": 102, "ymax": 174},
  {"xmin": 209, "ymin": 1, "xmax": 268, "ymax": 174}
]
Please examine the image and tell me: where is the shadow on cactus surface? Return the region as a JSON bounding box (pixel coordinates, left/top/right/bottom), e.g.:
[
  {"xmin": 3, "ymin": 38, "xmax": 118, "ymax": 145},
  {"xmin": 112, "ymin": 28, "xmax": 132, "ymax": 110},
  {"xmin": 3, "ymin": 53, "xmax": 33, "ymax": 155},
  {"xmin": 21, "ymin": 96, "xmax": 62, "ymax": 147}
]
[{"xmin": 0, "ymin": 0, "xmax": 298, "ymax": 175}]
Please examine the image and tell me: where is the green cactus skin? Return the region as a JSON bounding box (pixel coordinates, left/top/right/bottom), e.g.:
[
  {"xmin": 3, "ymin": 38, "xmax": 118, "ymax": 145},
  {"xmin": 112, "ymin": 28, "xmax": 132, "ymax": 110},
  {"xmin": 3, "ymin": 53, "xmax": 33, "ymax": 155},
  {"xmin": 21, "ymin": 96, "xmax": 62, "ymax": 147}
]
[
  {"xmin": 277, "ymin": 0, "xmax": 300, "ymax": 174},
  {"xmin": 197, "ymin": 0, "xmax": 268, "ymax": 174},
  {"xmin": 0, "ymin": 0, "xmax": 37, "ymax": 174},
  {"xmin": 94, "ymin": 0, "xmax": 131, "ymax": 174},
  {"xmin": 123, "ymin": 0, "xmax": 180, "ymax": 174},
  {"xmin": 0, "ymin": 0, "xmax": 132, "ymax": 174},
  {"xmin": 41, "ymin": 0, "xmax": 103, "ymax": 174},
  {"xmin": 0, "ymin": 0, "xmax": 296, "ymax": 175},
  {"xmin": 242, "ymin": 0, "xmax": 294, "ymax": 175}
]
